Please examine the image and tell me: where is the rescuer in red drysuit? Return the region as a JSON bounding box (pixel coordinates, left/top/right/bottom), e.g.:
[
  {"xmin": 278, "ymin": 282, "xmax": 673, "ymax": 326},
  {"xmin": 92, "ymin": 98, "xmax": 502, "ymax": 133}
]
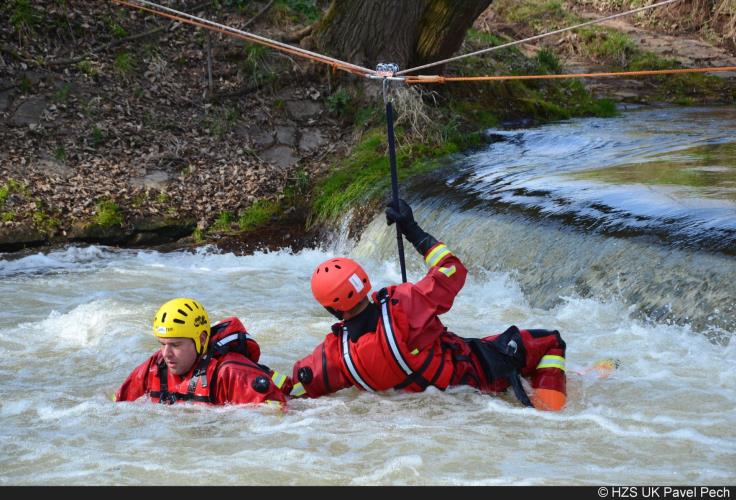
[
  {"xmin": 115, "ymin": 297, "xmax": 291, "ymax": 407},
  {"xmin": 289, "ymin": 199, "xmax": 567, "ymax": 411}
]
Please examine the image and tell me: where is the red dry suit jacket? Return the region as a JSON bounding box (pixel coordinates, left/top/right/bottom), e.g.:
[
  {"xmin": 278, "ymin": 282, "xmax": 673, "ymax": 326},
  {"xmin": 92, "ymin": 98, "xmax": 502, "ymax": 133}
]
[
  {"xmin": 115, "ymin": 317, "xmax": 288, "ymax": 406},
  {"xmin": 290, "ymin": 242, "xmax": 468, "ymax": 398}
]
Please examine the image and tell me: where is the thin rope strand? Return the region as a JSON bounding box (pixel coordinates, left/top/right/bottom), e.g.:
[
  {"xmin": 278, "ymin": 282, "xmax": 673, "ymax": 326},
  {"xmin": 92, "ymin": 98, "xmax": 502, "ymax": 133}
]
[
  {"xmin": 396, "ymin": 0, "xmax": 681, "ymax": 76},
  {"xmin": 111, "ymin": 0, "xmax": 376, "ymax": 77}
]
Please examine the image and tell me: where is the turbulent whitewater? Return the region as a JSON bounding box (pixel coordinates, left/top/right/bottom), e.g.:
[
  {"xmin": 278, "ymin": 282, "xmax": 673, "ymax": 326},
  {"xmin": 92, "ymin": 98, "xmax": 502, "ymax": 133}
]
[{"xmin": 1, "ymin": 106, "xmax": 733, "ymax": 485}]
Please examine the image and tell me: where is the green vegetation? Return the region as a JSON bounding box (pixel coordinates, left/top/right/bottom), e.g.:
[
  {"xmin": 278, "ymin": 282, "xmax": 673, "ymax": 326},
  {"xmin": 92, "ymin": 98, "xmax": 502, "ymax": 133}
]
[
  {"xmin": 0, "ymin": 179, "xmax": 60, "ymax": 233},
  {"xmin": 536, "ymin": 48, "xmax": 563, "ymax": 74},
  {"xmin": 155, "ymin": 192, "xmax": 170, "ymax": 204},
  {"xmin": 94, "ymin": 200, "xmax": 123, "ymax": 227},
  {"xmin": 76, "ymin": 60, "xmax": 99, "ymax": 77},
  {"xmin": 131, "ymin": 192, "xmax": 148, "ymax": 208},
  {"xmin": 215, "ymin": 0, "xmax": 250, "ymax": 13},
  {"xmin": 238, "ymin": 200, "xmax": 280, "ymax": 231},
  {"xmin": 90, "ymin": 126, "xmax": 105, "ymax": 148},
  {"xmin": 310, "ymin": 126, "xmax": 469, "ymax": 226},
  {"xmin": 488, "ymin": 0, "xmax": 734, "ymax": 105},
  {"xmin": 496, "ymin": 0, "xmax": 569, "ymax": 31},
  {"xmin": 19, "ymin": 75, "xmax": 32, "ymax": 93},
  {"xmin": 54, "ymin": 83, "xmax": 72, "ymax": 103},
  {"xmin": 211, "ymin": 211, "xmax": 235, "ymax": 232},
  {"xmin": 354, "ymin": 105, "xmax": 382, "ymax": 129},
  {"xmin": 273, "ymin": 0, "xmax": 321, "ymax": 24},
  {"xmin": 290, "ymin": 168, "xmax": 310, "ymax": 197},
  {"xmin": 326, "ymin": 88, "xmax": 353, "ymax": 117},
  {"xmin": 579, "ymin": 28, "xmax": 638, "ymax": 66},
  {"xmin": 53, "ymin": 146, "xmax": 67, "ymax": 163},
  {"xmin": 106, "ymin": 17, "xmax": 128, "ymax": 39},
  {"xmin": 114, "ymin": 52, "xmax": 136, "ymax": 75},
  {"xmin": 8, "ymin": 0, "xmax": 40, "ymax": 34},
  {"xmin": 32, "ymin": 201, "xmax": 61, "ymax": 234},
  {"xmin": 0, "ymin": 179, "xmax": 27, "ymax": 206},
  {"xmin": 204, "ymin": 106, "xmax": 239, "ymax": 137},
  {"xmin": 241, "ymin": 43, "xmax": 275, "ymax": 87}
]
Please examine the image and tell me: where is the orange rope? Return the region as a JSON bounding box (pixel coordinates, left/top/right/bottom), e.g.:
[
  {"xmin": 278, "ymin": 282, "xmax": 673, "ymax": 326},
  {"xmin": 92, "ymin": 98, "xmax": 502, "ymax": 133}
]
[
  {"xmin": 111, "ymin": 1, "xmax": 736, "ymax": 88},
  {"xmin": 406, "ymin": 66, "xmax": 736, "ymax": 84},
  {"xmin": 111, "ymin": 0, "xmax": 373, "ymax": 78}
]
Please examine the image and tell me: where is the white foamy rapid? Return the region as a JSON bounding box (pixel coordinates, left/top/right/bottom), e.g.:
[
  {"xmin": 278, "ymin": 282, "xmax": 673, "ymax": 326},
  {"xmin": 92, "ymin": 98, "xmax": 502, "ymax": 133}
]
[{"xmin": 0, "ymin": 242, "xmax": 733, "ymax": 485}]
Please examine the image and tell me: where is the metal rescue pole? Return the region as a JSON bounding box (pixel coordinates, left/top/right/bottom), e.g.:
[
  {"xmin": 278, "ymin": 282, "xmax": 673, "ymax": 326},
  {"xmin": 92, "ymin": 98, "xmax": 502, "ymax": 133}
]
[{"xmin": 378, "ymin": 63, "xmax": 407, "ymax": 283}]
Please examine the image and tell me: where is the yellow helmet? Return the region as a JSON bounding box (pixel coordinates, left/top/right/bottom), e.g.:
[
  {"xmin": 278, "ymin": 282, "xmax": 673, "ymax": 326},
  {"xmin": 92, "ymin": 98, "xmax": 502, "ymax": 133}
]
[{"xmin": 152, "ymin": 298, "xmax": 211, "ymax": 354}]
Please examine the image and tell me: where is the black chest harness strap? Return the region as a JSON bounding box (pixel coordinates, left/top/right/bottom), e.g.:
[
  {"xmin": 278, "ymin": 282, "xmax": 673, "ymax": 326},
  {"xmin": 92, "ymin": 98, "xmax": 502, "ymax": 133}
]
[
  {"xmin": 341, "ymin": 326, "xmax": 377, "ymax": 392},
  {"xmin": 150, "ymin": 358, "xmax": 212, "ymax": 404},
  {"xmin": 378, "ymin": 288, "xmax": 445, "ymax": 391},
  {"xmin": 339, "ymin": 288, "xmax": 445, "ymax": 392}
]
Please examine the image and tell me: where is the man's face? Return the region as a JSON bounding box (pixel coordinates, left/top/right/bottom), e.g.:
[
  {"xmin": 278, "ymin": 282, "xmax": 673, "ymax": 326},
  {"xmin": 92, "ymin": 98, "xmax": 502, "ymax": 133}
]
[{"xmin": 158, "ymin": 337, "xmax": 198, "ymax": 376}]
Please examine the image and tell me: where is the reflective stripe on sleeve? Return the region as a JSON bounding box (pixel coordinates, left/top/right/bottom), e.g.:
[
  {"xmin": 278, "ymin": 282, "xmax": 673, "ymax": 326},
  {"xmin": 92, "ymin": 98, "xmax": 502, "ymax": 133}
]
[
  {"xmin": 290, "ymin": 382, "xmax": 306, "ymax": 397},
  {"xmin": 536, "ymin": 355, "xmax": 566, "ymax": 371},
  {"xmin": 438, "ymin": 265, "xmax": 456, "ymax": 277},
  {"xmin": 425, "ymin": 243, "xmax": 452, "ymax": 267},
  {"xmin": 271, "ymin": 371, "xmax": 287, "ymax": 389}
]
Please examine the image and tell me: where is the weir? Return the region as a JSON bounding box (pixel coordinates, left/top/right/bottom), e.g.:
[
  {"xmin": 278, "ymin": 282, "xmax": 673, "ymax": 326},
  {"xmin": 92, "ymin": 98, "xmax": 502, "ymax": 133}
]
[{"xmin": 351, "ymin": 106, "xmax": 736, "ymax": 342}]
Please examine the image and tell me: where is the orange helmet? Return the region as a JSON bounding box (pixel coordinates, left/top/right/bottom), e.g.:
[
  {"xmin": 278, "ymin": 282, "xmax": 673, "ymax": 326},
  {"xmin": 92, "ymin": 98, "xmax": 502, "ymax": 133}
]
[{"xmin": 311, "ymin": 257, "xmax": 371, "ymax": 314}]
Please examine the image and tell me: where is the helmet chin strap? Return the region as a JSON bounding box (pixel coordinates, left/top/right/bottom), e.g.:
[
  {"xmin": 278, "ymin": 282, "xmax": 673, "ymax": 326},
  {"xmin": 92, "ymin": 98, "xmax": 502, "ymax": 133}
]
[{"xmin": 324, "ymin": 306, "xmax": 344, "ymax": 320}]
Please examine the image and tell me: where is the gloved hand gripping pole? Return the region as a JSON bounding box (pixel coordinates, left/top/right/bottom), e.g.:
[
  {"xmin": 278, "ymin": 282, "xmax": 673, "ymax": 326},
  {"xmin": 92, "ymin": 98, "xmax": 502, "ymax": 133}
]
[{"xmin": 378, "ymin": 63, "xmax": 407, "ymax": 283}]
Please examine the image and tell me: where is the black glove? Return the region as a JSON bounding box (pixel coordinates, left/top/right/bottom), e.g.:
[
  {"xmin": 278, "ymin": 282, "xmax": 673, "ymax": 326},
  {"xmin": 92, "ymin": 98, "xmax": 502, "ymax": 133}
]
[{"xmin": 385, "ymin": 198, "xmax": 437, "ymax": 255}]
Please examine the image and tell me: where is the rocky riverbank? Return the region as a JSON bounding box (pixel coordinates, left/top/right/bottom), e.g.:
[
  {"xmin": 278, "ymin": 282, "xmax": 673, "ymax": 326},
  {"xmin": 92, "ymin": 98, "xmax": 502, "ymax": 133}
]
[{"xmin": 1, "ymin": 0, "xmax": 734, "ymax": 255}]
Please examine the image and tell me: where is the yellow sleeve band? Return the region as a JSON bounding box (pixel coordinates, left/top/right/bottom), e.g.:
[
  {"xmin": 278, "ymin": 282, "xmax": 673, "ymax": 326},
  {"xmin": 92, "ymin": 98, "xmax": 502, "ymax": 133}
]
[
  {"xmin": 271, "ymin": 371, "xmax": 287, "ymax": 389},
  {"xmin": 425, "ymin": 243, "xmax": 452, "ymax": 267},
  {"xmin": 536, "ymin": 355, "xmax": 566, "ymax": 371},
  {"xmin": 290, "ymin": 382, "xmax": 306, "ymax": 397}
]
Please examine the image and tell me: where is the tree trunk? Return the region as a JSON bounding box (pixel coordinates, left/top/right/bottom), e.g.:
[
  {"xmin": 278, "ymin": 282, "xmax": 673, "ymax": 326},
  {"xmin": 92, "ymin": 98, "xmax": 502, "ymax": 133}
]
[
  {"xmin": 311, "ymin": 0, "xmax": 492, "ymax": 73},
  {"xmin": 413, "ymin": 0, "xmax": 493, "ymax": 69}
]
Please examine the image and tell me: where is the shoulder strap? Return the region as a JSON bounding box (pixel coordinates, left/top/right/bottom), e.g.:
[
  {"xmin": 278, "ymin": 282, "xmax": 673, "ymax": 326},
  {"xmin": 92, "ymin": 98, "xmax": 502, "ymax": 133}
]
[
  {"xmin": 377, "ymin": 289, "xmax": 437, "ymax": 391},
  {"xmin": 151, "ymin": 358, "xmax": 212, "ymax": 405},
  {"xmin": 340, "ymin": 325, "xmax": 377, "ymax": 392}
]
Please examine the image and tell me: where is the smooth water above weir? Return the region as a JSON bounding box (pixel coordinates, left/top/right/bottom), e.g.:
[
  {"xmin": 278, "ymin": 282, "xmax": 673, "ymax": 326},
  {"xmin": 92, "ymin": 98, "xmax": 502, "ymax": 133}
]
[
  {"xmin": 440, "ymin": 106, "xmax": 736, "ymax": 255},
  {"xmin": 1, "ymin": 106, "xmax": 734, "ymax": 486}
]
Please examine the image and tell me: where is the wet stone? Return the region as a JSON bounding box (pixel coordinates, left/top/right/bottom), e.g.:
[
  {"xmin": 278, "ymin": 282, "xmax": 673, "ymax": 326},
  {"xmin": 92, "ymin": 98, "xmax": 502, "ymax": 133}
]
[
  {"xmin": 131, "ymin": 170, "xmax": 171, "ymax": 190},
  {"xmin": 261, "ymin": 145, "xmax": 298, "ymax": 169},
  {"xmin": 0, "ymin": 90, "xmax": 12, "ymax": 113},
  {"xmin": 11, "ymin": 97, "xmax": 47, "ymax": 127},
  {"xmin": 276, "ymin": 125, "xmax": 297, "ymax": 147},
  {"xmin": 285, "ymin": 100, "xmax": 322, "ymax": 121},
  {"xmin": 298, "ymin": 128, "xmax": 326, "ymax": 151},
  {"xmin": 235, "ymin": 125, "xmax": 275, "ymax": 149}
]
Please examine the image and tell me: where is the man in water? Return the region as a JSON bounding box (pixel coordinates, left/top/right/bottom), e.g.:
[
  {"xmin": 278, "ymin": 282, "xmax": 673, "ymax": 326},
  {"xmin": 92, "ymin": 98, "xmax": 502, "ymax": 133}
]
[
  {"xmin": 115, "ymin": 297, "xmax": 290, "ymax": 406},
  {"xmin": 289, "ymin": 199, "xmax": 567, "ymax": 411}
]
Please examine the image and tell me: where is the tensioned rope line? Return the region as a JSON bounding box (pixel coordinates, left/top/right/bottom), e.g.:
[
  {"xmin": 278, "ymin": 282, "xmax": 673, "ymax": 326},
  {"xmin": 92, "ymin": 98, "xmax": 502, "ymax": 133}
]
[
  {"xmin": 405, "ymin": 66, "xmax": 736, "ymax": 84},
  {"xmin": 396, "ymin": 0, "xmax": 682, "ymax": 76},
  {"xmin": 111, "ymin": 1, "xmax": 736, "ymax": 84},
  {"xmin": 110, "ymin": 0, "xmax": 376, "ymax": 78}
]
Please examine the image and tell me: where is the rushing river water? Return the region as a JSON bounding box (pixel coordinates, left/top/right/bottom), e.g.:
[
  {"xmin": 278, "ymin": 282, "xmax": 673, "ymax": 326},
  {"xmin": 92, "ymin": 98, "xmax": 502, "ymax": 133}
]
[{"xmin": 0, "ymin": 106, "xmax": 734, "ymax": 486}]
